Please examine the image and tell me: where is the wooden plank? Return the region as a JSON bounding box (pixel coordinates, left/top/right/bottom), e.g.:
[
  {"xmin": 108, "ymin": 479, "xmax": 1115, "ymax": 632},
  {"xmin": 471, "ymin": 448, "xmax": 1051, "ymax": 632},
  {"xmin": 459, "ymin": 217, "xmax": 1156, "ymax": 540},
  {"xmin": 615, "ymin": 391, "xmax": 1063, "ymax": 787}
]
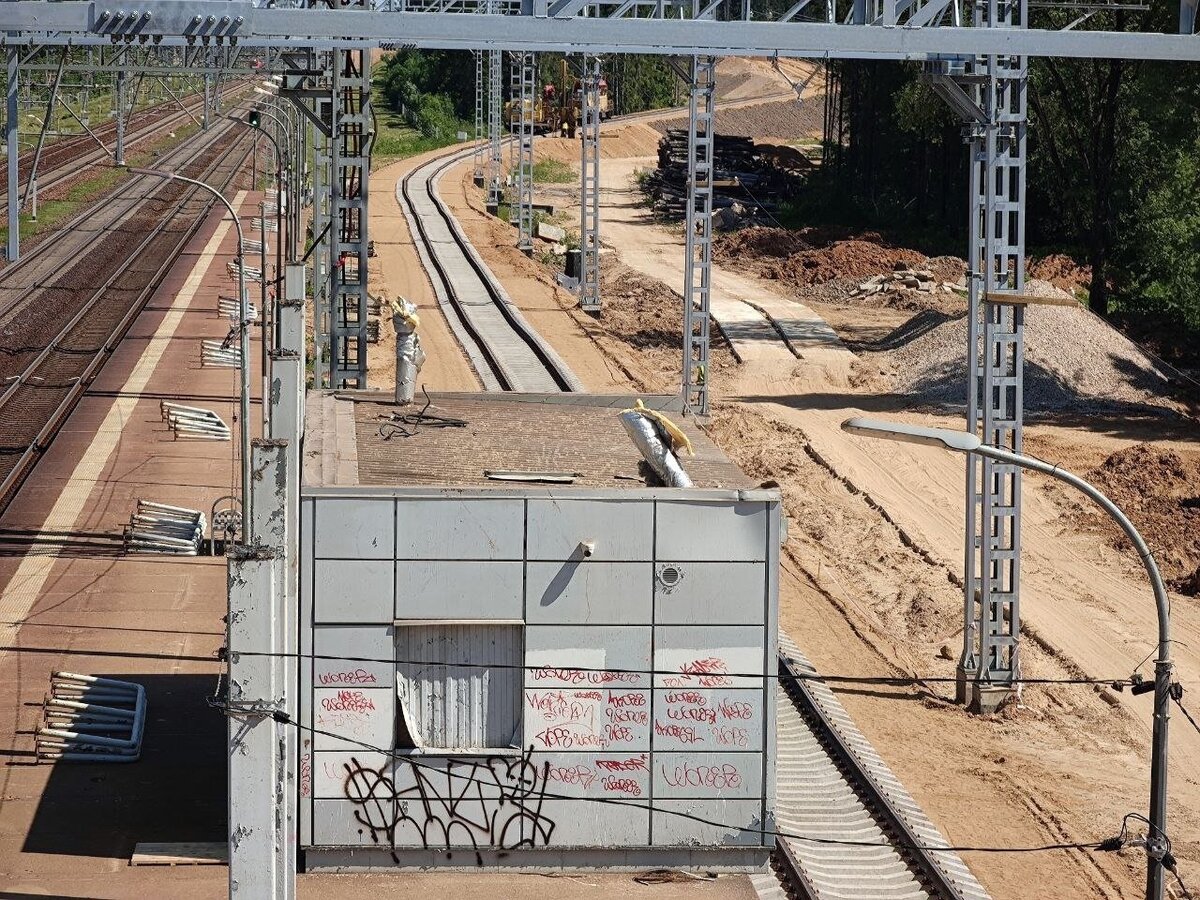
[
  {"xmin": 984, "ymin": 289, "xmax": 1079, "ymax": 308},
  {"xmin": 131, "ymin": 841, "xmax": 228, "ymax": 866}
]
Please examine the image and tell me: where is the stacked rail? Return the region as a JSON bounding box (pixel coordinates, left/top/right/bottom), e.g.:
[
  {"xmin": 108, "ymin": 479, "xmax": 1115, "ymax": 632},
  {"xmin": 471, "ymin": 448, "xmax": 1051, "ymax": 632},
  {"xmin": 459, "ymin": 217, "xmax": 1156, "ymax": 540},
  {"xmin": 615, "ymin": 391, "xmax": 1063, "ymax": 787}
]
[{"xmin": 36, "ymin": 672, "xmax": 147, "ymax": 763}]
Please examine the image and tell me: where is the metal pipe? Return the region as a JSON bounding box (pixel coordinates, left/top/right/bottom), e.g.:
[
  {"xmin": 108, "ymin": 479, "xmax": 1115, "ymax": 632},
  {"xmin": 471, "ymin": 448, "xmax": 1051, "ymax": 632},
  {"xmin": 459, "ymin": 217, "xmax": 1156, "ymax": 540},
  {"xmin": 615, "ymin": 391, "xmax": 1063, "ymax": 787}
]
[
  {"xmin": 6, "ymin": 49, "xmax": 20, "ymax": 263},
  {"xmin": 129, "ymin": 166, "xmax": 251, "ymax": 536}
]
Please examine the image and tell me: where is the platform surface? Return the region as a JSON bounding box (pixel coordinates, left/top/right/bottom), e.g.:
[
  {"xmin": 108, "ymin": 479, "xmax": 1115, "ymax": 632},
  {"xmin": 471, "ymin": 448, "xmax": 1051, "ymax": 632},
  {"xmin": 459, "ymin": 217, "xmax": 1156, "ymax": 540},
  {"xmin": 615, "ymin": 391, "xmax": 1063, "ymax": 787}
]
[{"xmin": 304, "ymin": 391, "xmax": 756, "ymax": 490}]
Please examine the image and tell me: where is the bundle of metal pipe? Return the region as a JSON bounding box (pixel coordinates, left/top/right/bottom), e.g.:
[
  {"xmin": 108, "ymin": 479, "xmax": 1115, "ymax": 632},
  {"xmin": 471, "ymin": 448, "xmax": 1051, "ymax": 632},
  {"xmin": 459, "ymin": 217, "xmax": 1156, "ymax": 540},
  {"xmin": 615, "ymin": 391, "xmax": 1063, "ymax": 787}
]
[{"xmin": 36, "ymin": 672, "xmax": 146, "ymax": 763}]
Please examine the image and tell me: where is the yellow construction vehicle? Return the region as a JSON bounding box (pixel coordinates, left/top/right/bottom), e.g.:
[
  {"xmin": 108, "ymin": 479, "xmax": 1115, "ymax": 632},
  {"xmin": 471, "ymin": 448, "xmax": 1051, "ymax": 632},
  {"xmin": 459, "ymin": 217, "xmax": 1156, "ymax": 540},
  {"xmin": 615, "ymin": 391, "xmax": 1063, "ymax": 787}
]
[{"xmin": 503, "ymin": 60, "xmax": 609, "ymax": 137}]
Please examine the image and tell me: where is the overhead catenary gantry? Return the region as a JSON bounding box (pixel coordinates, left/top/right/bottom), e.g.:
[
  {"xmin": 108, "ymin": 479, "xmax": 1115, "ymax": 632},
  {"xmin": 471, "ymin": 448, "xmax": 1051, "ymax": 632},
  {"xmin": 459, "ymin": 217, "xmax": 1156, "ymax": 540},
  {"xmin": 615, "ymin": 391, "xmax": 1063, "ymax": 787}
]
[{"xmin": 5, "ymin": 6, "xmax": 1199, "ymax": 894}]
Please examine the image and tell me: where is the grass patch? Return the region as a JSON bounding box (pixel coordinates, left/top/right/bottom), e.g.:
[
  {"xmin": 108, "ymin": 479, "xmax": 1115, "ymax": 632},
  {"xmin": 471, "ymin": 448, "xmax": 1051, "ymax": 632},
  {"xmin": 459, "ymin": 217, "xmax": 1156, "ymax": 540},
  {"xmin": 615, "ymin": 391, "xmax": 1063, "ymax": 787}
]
[
  {"xmin": 532, "ymin": 158, "xmax": 574, "ymax": 184},
  {"xmin": 0, "ymin": 120, "xmax": 203, "ymax": 251}
]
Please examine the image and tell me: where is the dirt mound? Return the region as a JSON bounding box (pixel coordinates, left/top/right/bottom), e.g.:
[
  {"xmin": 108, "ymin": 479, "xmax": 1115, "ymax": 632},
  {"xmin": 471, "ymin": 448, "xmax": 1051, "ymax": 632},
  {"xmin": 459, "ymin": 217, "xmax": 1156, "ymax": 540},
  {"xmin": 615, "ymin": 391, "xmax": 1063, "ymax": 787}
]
[
  {"xmin": 763, "ymin": 240, "xmax": 925, "ymax": 288},
  {"xmin": 1028, "ymin": 254, "xmax": 1091, "ymax": 295},
  {"xmin": 1084, "ymin": 443, "xmax": 1200, "ymax": 591},
  {"xmin": 654, "ymin": 99, "xmax": 824, "ymax": 142},
  {"xmin": 715, "ymin": 226, "xmax": 812, "ymax": 261},
  {"xmin": 870, "ymin": 282, "xmax": 1182, "ymax": 415},
  {"xmin": 589, "ymin": 258, "xmax": 736, "ymax": 391}
]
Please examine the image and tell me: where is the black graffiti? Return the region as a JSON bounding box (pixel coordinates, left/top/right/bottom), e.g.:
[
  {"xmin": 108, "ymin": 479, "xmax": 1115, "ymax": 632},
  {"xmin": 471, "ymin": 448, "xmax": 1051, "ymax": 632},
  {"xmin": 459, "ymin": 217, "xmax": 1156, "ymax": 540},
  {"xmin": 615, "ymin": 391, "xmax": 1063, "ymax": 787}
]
[{"xmin": 342, "ymin": 746, "xmax": 557, "ymax": 855}]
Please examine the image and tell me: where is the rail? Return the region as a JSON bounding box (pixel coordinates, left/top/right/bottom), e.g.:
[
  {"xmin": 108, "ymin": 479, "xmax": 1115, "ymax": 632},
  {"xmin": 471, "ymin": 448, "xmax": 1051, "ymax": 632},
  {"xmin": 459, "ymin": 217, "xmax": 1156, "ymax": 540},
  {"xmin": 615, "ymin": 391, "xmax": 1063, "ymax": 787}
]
[
  {"xmin": 397, "ymin": 144, "xmax": 581, "ymax": 393},
  {"xmin": 0, "ymin": 124, "xmax": 255, "ymax": 513}
]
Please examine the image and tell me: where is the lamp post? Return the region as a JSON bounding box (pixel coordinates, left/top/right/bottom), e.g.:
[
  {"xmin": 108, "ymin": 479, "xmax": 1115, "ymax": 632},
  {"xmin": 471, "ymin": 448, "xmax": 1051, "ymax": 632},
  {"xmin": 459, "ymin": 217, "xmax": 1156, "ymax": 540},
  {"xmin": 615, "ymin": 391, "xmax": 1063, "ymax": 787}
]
[
  {"xmin": 840, "ymin": 416, "xmax": 1174, "ymax": 900},
  {"xmin": 129, "ymin": 166, "xmax": 251, "ymax": 537},
  {"xmin": 227, "ymin": 113, "xmax": 286, "ymax": 434}
]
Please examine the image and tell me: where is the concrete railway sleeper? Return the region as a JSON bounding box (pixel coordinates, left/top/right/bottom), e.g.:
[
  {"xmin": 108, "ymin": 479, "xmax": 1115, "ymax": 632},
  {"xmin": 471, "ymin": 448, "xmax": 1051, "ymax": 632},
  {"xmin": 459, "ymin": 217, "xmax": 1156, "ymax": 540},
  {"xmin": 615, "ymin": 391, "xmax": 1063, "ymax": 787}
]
[
  {"xmin": 0, "ymin": 126, "xmax": 256, "ymax": 514},
  {"xmin": 402, "ymin": 143, "xmax": 991, "ymax": 900},
  {"xmin": 397, "ymin": 144, "xmax": 581, "ymax": 393}
]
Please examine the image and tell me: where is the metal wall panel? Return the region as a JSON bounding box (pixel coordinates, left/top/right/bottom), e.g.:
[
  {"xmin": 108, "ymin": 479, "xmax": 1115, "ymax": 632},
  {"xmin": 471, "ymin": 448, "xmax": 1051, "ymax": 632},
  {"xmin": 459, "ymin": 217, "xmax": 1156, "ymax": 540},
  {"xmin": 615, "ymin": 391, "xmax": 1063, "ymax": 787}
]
[
  {"xmin": 313, "ymin": 687, "xmax": 394, "ymax": 751},
  {"xmin": 651, "ymin": 799, "xmax": 764, "ymax": 847},
  {"xmin": 396, "ymin": 623, "xmax": 523, "ymax": 749},
  {"xmin": 312, "ymin": 559, "xmax": 393, "ymax": 623},
  {"xmin": 654, "ymin": 626, "xmax": 765, "ymax": 689},
  {"xmin": 312, "ymin": 750, "xmax": 391, "ymax": 799},
  {"xmin": 396, "ymin": 560, "xmax": 524, "ymax": 619},
  {"xmin": 396, "ymin": 498, "xmax": 524, "ymax": 560},
  {"xmin": 312, "ymin": 799, "xmax": 380, "ymax": 846},
  {"xmin": 652, "ymin": 751, "xmax": 764, "ymax": 800},
  {"xmin": 653, "ymin": 562, "xmax": 765, "ymax": 625},
  {"xmin": 527, "ymin": 499, "xmax": 653, "ymax": 561},
  {"xmin": 651, "ymin": 688, "xmax": 764, "ymax": 752},
  {"xmin": 524, "ymin": 686, "xmax": 651, "ymax": 753},
  {"xmin": 525, "ymin": 562, "xmax": 652, "ymax": 625},
  {"xmin": 313, "ymin": 497, "xmax": 394, "ymax": 559},
  {"xmin": 536, "ymin": 751, "xmax": 651, "ymax": 798},
  {"xmin": 313, "ymin": 626, "xmax": 395, "ymax": 688},
  {"xmin": 525, "ymin": 625, "xmax": 652, "ymax": 689},
  {"xmin": 300, "ymin": 498, "xmax": 314, "ymax": 844},
  {"xmin": 532, "ymin": 799, "xmax": 649, "ymax": 847},
  {"xmin": 654, "ymin": 501, "xmax": 766, "ymax": 561}
]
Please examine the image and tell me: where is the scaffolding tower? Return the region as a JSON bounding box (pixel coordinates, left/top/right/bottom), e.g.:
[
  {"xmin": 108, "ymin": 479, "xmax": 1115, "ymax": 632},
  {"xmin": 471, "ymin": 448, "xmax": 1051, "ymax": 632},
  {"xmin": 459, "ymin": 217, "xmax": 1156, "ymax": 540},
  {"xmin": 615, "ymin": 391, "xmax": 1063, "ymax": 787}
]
[
  {"xmin": 681, "ymin": 55, "xmax": 716, "ymax": 416},
  {"xmin": 579, "ymin": 56, "xmax": 602, "ymax": 311}
]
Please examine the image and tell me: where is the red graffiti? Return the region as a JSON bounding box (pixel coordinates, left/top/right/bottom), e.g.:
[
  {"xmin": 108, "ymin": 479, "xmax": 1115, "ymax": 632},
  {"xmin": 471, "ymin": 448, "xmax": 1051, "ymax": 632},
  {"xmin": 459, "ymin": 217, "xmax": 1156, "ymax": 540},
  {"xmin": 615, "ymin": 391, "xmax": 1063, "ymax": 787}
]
[
  {"xmin": 529, "ymin": 667, "xmax": 641, "ymax": 686},
  {"xmin": 300, "ymin": 753, "xmax": 312, "ymax": 798},
  {"xmin": 320, "ymin": 690, "xmax": 376, "ymax": 713},
  {"xmin": 718, "ymin": 699, "xmax": 754, "ymax": 720},
  {"xmin": 654, "ymin": 720, "xmax": 703, "ymax": 744},
  {"xmin": 318, "ymin": 668, "xmax": 378, "ymax": 686},
  {"xmin": 601, "ymin": 777, "xmax": 642, "ymax": 796},
  {"xmin": 595, "ymin": 754, "xmax": 649, "ymax": 773},
  {"xmin": 661, "ymin": 763, "xmax": 743, "ymax": 790}
]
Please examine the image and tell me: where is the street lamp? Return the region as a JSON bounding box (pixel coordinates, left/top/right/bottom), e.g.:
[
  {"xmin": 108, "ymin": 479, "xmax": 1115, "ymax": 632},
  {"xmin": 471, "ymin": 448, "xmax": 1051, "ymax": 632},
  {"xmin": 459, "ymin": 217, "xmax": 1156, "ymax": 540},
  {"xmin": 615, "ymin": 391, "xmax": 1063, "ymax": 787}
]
[
  {"xmin": 129, "ymin": 166, "xmax": 252, "ymax": 538},
  {"xmin": 227, "ymin": 112, "xmax": 286, "ymax": 434},
  {"xmin": 840, "ymin": 416, "xmax": 1174, "ymax": 900}
]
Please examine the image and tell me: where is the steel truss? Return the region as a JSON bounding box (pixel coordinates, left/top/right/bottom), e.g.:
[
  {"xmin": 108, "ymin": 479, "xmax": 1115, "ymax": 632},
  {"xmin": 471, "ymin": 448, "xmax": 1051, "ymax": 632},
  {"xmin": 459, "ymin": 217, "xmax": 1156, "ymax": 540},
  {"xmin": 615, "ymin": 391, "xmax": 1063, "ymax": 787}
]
[
  {"xmin": 681, "ymin": 55, "xmax": 715, "ymax": 416},
  {"xmin": 3, "ymin": 2, "xmax": 1199, "ymax": 59},
  {"xmin": 487, "ymin": 48, "xmax": 503, "ymax": 211},
  {"xmin": 472, "ymin": 49, "xmax": 485, "ymax": 181},
  {"xmin": 579, "ymin": 55, "xmax": 602, "ymax": 311},
  {"xmin": 327, "ymin": 48, "xmax": 370, "ymax": 388},
  {"xmin": 513, "ymin": 50, "xmax": 536, "ymax": 253}
]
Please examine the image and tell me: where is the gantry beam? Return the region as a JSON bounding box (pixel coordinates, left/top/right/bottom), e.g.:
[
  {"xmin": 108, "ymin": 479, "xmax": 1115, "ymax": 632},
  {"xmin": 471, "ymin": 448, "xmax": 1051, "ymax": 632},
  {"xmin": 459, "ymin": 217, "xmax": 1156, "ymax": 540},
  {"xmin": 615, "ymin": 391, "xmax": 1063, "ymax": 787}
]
[{"xmin": 2, "ymin": 4, "xmax": 1200, "ymax": 59}]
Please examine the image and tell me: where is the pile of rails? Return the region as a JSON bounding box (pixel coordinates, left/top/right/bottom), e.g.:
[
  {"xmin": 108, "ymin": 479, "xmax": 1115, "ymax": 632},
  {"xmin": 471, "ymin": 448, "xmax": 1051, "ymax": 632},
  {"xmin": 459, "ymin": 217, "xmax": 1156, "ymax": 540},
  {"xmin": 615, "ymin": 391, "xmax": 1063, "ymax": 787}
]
[{"xmin": 641, "ymin": 130, "xmax": 801, "ymax": 223}]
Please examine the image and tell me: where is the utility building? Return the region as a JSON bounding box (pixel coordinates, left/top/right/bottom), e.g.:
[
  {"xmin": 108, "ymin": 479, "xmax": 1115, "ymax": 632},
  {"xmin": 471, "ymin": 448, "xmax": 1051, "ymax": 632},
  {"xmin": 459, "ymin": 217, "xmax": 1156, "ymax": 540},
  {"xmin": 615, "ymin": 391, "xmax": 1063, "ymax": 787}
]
[{"xmin": 296, "ymin": 391, "xmax": 781, "ymax": 870}]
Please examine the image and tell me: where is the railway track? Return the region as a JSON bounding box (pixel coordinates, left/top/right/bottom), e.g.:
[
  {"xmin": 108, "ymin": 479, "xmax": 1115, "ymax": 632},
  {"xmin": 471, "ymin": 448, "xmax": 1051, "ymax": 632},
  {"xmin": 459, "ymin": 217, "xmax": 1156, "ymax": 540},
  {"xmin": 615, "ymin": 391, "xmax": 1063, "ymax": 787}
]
[
  {"xmin": 1, "ymin": 81, "xmax": 244, "ymax": 211},
  {"xmin": 401, "ymin": 143, "xmax": 991, "ymax": 900},
  {"xmin": 0, "ymin": 122, "xmax": 254, "ymax": 513},
  {"xmin": 397, "ymin": 146, "xmax": 581, "ymax": 393}
]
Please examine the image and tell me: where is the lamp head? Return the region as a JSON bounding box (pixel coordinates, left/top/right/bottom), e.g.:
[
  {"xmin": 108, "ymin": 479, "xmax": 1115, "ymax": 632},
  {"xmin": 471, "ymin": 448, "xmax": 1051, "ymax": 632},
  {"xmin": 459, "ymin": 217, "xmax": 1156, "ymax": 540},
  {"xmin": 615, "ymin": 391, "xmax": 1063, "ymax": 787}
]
[{"xmin": 840, "ymin": 417, "xmax": 982, "ymax": 454}]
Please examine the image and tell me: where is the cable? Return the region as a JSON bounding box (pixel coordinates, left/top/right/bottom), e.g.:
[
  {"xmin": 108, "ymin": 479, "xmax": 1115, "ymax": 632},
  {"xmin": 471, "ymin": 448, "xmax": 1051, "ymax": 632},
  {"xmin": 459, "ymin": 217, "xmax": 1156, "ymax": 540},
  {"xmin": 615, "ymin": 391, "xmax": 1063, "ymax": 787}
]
[
  {"xmin": 215, "ymin": 698, "xmax": 1124, "ymax": 858},
  {"xmin": 226, "ymin": 646, "xmax": 1137, "ymax": 690}
]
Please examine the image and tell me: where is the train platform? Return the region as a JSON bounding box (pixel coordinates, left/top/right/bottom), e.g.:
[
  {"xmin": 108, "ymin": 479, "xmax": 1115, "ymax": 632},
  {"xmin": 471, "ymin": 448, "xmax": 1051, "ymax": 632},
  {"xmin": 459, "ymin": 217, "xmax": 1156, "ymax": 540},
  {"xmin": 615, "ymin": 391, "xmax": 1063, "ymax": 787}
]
[{"xmin": 0, "ymin": 191, "xmax": 259, "ymax": 900}]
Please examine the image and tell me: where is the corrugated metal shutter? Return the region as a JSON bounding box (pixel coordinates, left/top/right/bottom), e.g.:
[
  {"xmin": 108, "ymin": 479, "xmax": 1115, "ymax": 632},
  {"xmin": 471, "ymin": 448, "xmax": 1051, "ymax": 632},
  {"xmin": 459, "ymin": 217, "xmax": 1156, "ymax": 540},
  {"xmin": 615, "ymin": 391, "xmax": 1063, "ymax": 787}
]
[{"xmin": 395, "ymin": 624, "xmax": 523, "ymax": 750}]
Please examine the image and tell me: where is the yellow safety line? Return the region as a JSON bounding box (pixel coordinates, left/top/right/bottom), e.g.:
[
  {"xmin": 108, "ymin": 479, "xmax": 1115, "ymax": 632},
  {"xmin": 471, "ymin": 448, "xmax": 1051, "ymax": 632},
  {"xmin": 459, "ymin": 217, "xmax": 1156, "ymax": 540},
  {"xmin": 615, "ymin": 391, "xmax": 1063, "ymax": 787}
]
[{"xmin": 0, "ymin": 192, "xmax": 247, "ymax": 654}]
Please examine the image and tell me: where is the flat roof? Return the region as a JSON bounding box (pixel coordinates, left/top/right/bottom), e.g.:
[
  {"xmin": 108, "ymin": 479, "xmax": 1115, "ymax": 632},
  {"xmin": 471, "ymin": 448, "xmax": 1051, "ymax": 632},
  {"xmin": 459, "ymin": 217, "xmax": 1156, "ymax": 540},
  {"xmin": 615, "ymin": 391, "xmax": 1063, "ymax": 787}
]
[{"xmin": 302, "ymin": 392, "xmax": 756, "ymax": 490}]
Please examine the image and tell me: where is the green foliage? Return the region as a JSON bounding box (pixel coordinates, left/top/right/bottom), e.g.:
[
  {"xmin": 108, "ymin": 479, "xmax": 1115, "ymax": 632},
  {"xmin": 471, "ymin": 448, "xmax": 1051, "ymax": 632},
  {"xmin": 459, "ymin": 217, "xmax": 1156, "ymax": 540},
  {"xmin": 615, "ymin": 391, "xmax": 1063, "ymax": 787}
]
[
  {"xmin": 532, "ymin": 158, "xmax": 574, "ymax": 184},
  {"xmin": 375, "ymin": 50, "xmax": 473, "ymax": 141}
]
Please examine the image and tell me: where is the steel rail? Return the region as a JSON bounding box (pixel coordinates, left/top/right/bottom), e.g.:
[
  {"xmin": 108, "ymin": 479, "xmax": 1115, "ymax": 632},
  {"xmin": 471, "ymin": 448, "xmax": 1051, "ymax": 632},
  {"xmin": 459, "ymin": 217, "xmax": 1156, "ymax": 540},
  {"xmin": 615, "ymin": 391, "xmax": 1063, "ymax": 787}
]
[
  {"xmin": 398, "ymin": 144, "xmax": 581, "ymax": 393},
  {"xmin": 770, "ymin": 632, "xmax": 990, "ymax": 900},
  {"xmin": 0, "ymin": 80, "xmax": 245, "ymax": 213},
  {"xmin": 0, "ymin": 129, "xmax": 255, "ymax": 513},
  {"xmin": 0, "ymin": 115, "xmax": 246, "ymax": 326}
]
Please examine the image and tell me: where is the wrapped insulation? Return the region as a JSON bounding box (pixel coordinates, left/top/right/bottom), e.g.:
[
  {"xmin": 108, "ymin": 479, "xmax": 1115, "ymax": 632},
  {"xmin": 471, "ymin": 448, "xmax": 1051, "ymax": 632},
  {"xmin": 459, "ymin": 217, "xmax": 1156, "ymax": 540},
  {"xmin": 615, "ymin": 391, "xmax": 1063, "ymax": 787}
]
[
  {"xmin": 392, "ymin": 297, "xmax": 426, "ymax": 405},
  {"xmin": 619, "ymin": 402, "xmax": 693, "ymax": 488}
]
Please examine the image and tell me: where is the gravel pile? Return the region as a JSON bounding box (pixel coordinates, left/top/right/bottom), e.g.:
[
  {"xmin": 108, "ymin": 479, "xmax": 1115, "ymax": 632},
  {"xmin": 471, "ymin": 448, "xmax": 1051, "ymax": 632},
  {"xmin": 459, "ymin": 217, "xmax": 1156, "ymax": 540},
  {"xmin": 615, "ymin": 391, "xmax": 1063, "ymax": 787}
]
[{"xmin": 869, "ymin": 280, "xmax": 1181, "ymax": 414}]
